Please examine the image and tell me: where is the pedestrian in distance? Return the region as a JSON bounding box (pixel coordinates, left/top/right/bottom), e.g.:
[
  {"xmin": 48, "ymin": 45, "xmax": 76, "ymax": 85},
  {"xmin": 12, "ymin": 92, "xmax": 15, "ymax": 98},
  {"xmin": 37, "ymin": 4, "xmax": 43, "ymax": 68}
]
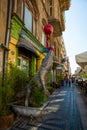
[
  {"xmin": 65, "ymin": 77, "xmax": 68, "ymax": 87},
  {"xmin": 68, "ymin": 77, "xmax": 71, "ymax": 87}
]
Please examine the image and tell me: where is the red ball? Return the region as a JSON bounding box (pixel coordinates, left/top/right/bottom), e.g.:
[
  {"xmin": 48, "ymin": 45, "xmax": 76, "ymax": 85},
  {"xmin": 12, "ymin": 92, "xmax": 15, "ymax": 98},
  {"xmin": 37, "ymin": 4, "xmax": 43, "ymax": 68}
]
[{"xmin": 44, "ymin": 24, "xmax": 53, "ymax": 35}]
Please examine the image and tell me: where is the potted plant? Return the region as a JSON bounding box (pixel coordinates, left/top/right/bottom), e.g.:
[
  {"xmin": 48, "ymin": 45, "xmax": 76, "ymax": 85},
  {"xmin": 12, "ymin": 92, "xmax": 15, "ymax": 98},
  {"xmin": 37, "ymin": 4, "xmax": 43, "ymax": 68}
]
[
  {"xmin": 47, "ymin": 85, "xmax": 54, "ymax": 94},
  {"xmin": 0, "ymin": 73, "xmax": 14, "ymax": 130},
  {"xmin": 29, "ymin": 87, "xmax": 47, "ymax": 107},
  {"xmin": 0, "ymin": 63, "xmax": 29, "ymax": 129}
]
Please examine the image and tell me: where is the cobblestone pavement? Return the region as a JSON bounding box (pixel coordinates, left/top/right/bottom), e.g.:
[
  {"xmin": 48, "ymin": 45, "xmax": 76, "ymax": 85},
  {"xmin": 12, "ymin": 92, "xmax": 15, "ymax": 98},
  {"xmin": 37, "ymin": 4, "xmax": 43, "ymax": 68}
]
[{"xmin": 9, "ymin": 84, "xmax": 84, "ymax": 130}]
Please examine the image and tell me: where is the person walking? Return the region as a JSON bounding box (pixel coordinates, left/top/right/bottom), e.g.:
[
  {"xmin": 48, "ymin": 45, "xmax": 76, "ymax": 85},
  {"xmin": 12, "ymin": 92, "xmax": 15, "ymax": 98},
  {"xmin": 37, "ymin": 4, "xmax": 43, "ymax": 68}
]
[
  {"xmin": 64, "ymin": 77, "xmax": 68, "ymax": 87},
  {"xmin": 68, "ymin": 77, "xmax": 71, "ymax": 87}
]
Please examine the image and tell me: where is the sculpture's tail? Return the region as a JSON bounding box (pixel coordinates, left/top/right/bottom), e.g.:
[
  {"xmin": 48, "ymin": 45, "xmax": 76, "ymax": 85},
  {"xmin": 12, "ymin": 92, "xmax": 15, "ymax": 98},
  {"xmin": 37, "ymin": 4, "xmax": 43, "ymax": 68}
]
[{"xmin": 25, "ymin": 49, "xmax": 54, "ymax": 107}]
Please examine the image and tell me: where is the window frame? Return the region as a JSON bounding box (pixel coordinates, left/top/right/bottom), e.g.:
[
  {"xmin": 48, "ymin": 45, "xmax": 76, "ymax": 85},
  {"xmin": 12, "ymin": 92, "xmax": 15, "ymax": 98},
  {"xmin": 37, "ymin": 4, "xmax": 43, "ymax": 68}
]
[
  {"xmin": 49, "ymin": 0, "xmax": 54, "ymax": 16},
  {"xmin": 42, "ymin": 31, "xmax": 46, "ymax": 46},
  {"xmin": 24, "ymin": 6, "xmax": 33, "ymax": 32},
  {"xmin": 24, "ymin": 2, "xmax": 37, "ymax": 36}
]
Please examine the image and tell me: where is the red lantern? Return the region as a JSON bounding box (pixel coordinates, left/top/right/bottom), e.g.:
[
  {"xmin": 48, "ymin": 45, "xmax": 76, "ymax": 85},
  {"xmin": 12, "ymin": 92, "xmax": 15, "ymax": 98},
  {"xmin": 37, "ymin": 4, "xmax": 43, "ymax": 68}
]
[{"xmin": 43, "ymin": 24, "xmax": 53, "ymax": 48}]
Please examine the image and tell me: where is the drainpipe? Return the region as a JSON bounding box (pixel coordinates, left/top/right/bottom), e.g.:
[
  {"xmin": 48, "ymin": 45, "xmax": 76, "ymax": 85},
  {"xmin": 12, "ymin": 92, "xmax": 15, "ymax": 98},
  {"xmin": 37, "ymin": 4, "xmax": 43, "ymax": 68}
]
[{"xmin": 3, "ymin": 0, "xmax": 12, "ymax": 74}]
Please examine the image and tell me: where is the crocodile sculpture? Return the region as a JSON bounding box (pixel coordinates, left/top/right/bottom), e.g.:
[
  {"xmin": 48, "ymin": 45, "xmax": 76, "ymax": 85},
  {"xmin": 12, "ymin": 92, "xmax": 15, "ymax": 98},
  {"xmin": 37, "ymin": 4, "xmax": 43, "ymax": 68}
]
[{"xmin": 25, "ymin": 49, "xmax": 54, "ymax": 107}]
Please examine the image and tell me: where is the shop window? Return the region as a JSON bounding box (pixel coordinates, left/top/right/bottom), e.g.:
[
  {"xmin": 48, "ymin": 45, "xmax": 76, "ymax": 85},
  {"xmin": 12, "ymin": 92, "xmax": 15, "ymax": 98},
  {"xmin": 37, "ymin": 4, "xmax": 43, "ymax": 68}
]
[
  {"xmin": 18, "ymin": 57, "xmax": 29, "ymax": 74},
  {"xmin": 22, "ymin": 58, "xmax": 29, "ymax": 72}
]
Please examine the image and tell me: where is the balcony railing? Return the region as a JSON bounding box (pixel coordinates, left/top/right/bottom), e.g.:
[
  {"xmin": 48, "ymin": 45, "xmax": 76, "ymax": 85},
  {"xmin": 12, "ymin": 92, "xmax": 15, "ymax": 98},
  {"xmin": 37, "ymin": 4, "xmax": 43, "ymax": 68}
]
[
  {"xmin": 60, "ymin": 0, "xmax": 71, "ymax": 11},
  {"xmin": 48, "ymin": 17, "xmax": 62, "ymax": 37}
]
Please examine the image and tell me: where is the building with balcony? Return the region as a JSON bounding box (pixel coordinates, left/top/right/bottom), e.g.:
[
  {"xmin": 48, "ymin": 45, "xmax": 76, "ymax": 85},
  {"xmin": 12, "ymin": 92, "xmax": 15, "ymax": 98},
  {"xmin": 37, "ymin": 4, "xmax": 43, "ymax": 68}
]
[{"xmin": 0, "ymin": 0, "xmax": 71, "ymax": 83}]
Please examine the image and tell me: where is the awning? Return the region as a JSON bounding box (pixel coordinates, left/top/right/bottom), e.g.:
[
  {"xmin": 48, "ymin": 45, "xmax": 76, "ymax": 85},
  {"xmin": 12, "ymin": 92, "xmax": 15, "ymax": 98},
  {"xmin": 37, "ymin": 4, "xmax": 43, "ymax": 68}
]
[
  {"xmin": 17, "ymin": 37, "xmax": 39, "ymax": 57},
  {"xmin": 75, "ymin": 51, "xmax": 87, "ymax": 68}
]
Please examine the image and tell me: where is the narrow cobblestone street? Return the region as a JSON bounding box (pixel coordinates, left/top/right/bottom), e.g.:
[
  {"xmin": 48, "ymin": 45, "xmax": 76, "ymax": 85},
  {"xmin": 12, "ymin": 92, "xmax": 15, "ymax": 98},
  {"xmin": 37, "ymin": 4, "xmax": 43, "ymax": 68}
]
[
  {"xmin": 9, "ymin": 84, "xmax": 87, "ymax": 130},
  {"xmin": 1, "ymin": 1, "xmax": 87, "ymax": 130}
]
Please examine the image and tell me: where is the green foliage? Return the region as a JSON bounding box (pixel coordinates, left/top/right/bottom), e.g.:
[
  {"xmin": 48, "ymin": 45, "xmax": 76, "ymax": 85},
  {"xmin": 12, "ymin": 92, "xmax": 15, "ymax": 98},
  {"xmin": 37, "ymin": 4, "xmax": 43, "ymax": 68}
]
[
  {"xmin": 0, "ymin": 63, "xmax": 29, "ymax": 116},
  {"xmin": 0, "ymin": 73, "xmax": 13, "ymax": 115},
  {"xmin": 82, "ymin": 74, "xmax": 87, "ymax": 79},
  {"xmin": 47, "ymin": 85, "xmax": 54, "ymax": 94},
  {"xmin": 57, "ymin": 74, "xmax": 64, "ymax": 80},
  {"xmin": 29, "ymin": 87, "xmax": 47, "ymax": 107},
  {"xmin": 0, "ymin": 84, "xmax": 13, "ymax": 116},
  {"xmin": 8, "ymin": 63, "xmax": 29, "ymax": 97},
  {"xmin": 56, "ymin": 74, "xmax": 64, "ymax": 88}
]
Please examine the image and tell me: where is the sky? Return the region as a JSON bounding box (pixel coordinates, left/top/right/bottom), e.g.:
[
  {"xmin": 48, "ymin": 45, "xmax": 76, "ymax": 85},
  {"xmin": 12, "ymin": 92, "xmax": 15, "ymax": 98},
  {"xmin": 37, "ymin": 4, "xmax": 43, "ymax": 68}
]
[{"xmin": 63, "ymin": 0, "xmax": 87, "ymax": 74}]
